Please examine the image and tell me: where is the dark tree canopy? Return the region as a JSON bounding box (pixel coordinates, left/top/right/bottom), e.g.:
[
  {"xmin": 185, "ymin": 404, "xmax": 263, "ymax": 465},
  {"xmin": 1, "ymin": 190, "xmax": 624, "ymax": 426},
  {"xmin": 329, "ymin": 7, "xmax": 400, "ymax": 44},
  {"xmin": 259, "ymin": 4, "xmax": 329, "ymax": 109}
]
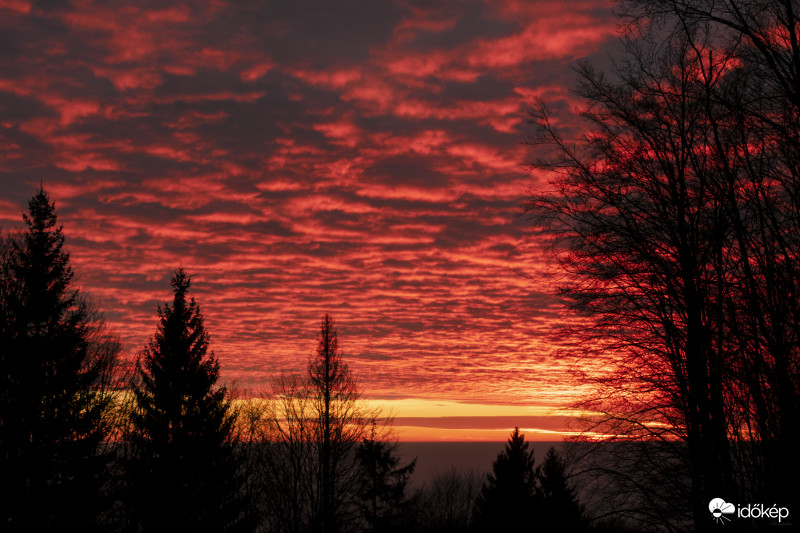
[
  {"xmin": 537, "ymin": 447, "xmax": 585, "ymax": 533},
  {"xmin": 355, "ymin": 432, "xmax": 416, "ymax": 533},
  {"xmin": 472, "ymin": 427, "xmax": 538, "ymax": 532},
  {"xmin": 127, "ymin": 269, "xmax": 251, "ymax": 532},
  {"xmin": 0, "ymin": 187, "xmax": 117, "ymax": 531}
]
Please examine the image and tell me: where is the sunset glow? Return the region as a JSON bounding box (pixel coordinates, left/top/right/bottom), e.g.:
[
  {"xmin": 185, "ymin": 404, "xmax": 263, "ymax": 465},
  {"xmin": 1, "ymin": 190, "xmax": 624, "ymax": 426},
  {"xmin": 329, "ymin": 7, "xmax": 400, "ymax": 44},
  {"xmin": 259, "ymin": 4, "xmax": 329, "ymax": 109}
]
[{"xmin": 0, "ymin": 0, "xmax": 620, "ymax": 439}]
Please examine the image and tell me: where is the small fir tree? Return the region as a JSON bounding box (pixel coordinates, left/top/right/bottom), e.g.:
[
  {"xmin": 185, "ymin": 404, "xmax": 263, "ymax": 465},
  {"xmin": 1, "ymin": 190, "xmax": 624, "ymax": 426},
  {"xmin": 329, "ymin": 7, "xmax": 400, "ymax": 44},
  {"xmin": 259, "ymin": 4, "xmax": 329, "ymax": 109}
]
[
  {"xmin": 472, "ymin": 427, "xmax": 538, "ymax": 532},
  {"xmin": 127, "ymin": 269, "xmax": 251, "ymax": 532},
  {"xmin": 0, "ymin": 187, "xmax": 116, "ymax": 531},
  {"xmin": 355, "ymin": 428, "xmax": 416, "ymax": 533},
  {"xmin": 538, "ymin": 447, "xmax": 585, "ymax": 532}
]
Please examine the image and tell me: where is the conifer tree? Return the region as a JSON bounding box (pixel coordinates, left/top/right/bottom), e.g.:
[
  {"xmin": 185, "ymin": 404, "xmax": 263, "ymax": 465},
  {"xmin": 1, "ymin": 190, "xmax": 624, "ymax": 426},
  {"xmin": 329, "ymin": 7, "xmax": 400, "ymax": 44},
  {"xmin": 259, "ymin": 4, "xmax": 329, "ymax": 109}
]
[
  {"xmin": 127, "ymin": 269, "xmax": 251, "ymax": 532},
  {"xmin": 0, "ymin": 187, "xmax": 117, "ymax": 531},
  {"xmin": 538, "ymin": 447, "xmax": 585, "ymax": 532},
  {"xmin": 355, "ymin": 430, "xmax": 416, "ymax": 533},
  {"xmin": 472, "ymin": 427, "xmax": 538, "ymax": 532}
]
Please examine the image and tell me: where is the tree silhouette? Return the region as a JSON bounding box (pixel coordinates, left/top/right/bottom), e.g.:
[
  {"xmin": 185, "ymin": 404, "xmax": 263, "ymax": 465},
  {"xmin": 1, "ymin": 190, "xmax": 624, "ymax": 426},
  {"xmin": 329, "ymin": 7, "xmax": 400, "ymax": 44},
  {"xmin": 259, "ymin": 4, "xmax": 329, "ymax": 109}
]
[
  {"xmin": 617, "ymin": 0, "xmax": 800, "ymax": 512},
  {"xmin": 538, "ymin": 447, "xmax": 585, "ymax": 533},
  {"xmin": 262, "ymin": 314, "xmax": 378, "ymax": 533},
  {"xmin": 0, "ymin": 187, "xmax": 119, "ymax": 531},
  {"xmin": 261, "ymin": 373, "xmax": 317, "ymax": 533},
  {"xmin": 308, "ymin": 313, "xmax": 369, "ymax": 533},
  {"xmin": 355, "ymin": 429, "xmax": 416, "ymax": 533},
  {"xmin": 524, "ymin": 18, "xmax": 799, "ymax": 527},
  {"xmin": 409, "ymin": 466, "xmax": 481, "ymax": 533},
  {"xmin": 126, "ymin": 269, "xmax": 251, "ymax": 532},
  {"xmin": 472, "ymin": 427, "xmax": 537, "ymax": 532}
]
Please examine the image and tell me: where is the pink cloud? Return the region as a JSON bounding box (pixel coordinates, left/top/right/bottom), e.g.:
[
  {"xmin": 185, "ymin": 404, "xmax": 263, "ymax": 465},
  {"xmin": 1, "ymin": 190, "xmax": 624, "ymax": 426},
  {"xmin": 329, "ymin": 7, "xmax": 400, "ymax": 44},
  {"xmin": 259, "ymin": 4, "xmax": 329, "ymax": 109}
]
[
  {"xmin": 313, "ymin": 120, "xmax": 362, "ymax": 147},
  {"xmin": 154, "ymin": 90, "xmax": 266, "ymax": 104},
  {"xmin": 290, "ymin": 68, "xmax": 362, "ymax": 89},
  {"xmin": 0, "ymin": 0, "xmax": 29, "ymax": 14},
  {"xmin": 145, "ymin": 6, "xmax": 191, "ymax": 23},
  {"xmin": 356, "ymin": 183, "xmax": 462, "ymax": 203},
  {"xmin": 94, "ymin": 66, "xmax": 164, "ymax": 91},
  {"xmin": 241, "ymin": 62, "xmax": 274, "ymax": 82},
  {"xmin": 391, "ymin": 5, "xmax": 459, "ymax": 45},
  {"xmin": 54, "ymin": 153, "xmax": 122, "ymax": 172},
  {"xmin": 446, "ymin": 143, "xmax": 523, "ymax": 172},
  {"xmin": 0, "ymin": 0, "xmax": 618, "ymax": 422}
]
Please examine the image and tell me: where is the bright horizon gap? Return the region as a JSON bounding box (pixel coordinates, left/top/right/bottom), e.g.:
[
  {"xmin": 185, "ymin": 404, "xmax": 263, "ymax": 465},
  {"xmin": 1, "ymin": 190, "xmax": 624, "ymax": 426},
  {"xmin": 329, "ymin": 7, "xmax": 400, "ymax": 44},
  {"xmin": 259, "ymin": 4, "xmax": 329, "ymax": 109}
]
[
  {"xmin": 232, "ymin": 397, "xmax": 595, "ymax": 418},
  {"xmin": 230, "ymin": 397, "xmax": 596, "ymax": 441}
]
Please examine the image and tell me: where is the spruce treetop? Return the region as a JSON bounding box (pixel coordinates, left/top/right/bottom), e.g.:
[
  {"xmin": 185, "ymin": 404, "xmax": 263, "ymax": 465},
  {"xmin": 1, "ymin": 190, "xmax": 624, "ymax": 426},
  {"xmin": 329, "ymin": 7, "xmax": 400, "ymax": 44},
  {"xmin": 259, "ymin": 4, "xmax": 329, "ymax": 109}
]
[
  {"xmin": 472, "ymin": 427, "xmax": 538, "ymax": 531},
  {"xmin": 127, "ymin": 268, "xmax": 247, "ymax": 531},
  {"xmin": 488, "ymin": 426, "xmax": 537, "ymax": 493},
  {"xmin": 13, "ymin": 186, "xmax": 76, "ymax": 325},
  {"xmin": 133, "ymin": 268, "xmax": 228, "ymax": 445}
]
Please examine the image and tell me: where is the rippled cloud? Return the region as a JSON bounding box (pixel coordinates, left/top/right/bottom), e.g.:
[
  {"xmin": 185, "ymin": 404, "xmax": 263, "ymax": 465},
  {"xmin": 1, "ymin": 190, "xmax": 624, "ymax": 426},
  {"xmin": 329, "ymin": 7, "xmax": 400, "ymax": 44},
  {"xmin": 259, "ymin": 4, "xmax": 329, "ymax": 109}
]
[{"xmin": 0, "ymin": 0, "xmax": 619, "ymax": 415}]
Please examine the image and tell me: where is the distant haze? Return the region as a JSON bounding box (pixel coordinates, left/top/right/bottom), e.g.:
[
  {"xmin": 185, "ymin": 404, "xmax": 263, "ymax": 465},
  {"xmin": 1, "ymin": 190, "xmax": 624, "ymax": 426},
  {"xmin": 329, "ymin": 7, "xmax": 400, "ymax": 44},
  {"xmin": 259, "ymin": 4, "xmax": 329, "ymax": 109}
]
[{"xmin": 398, "ymin": 441, "xmax": 565, "ymax": 488}]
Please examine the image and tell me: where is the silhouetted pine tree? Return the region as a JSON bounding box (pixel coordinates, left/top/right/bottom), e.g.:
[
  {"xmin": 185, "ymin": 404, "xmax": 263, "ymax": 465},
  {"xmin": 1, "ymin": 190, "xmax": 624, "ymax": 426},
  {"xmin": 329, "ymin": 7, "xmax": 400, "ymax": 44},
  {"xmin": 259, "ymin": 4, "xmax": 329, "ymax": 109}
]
[
  {"xmin": 538, "ymin": 447, "xmax": 585, "ymax": 532},
  {"xmin": 355, "ymin": 430, "xmax": 416, "ymax": 533},
  {"xmin": 0, "ymin": 187, "xmax": 117, "ymax": 531},
  {"xmin": 472, "ymin": 427, "xmax": 538, "ymax": 532},
  {"xmin": 126, "ymin": 269, "xmax": 252, "ymax": 532}
]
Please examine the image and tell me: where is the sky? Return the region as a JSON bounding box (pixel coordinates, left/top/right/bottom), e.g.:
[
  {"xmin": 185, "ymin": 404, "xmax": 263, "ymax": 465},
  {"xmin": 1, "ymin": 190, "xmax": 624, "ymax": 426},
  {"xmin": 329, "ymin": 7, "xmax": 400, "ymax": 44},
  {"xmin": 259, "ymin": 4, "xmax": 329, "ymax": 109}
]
[{"xmin": 0, "ymin": 0, "xmax": 620, "ymax": 440}]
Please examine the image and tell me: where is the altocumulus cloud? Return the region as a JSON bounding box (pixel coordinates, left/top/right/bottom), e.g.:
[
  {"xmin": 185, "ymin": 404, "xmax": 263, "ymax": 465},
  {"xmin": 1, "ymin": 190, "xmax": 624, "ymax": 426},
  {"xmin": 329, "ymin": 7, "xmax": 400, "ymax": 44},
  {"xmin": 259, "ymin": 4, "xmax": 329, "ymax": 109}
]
[{"xmin": 0, "ymin": 0, "xmax": 618, "ymax": 408}]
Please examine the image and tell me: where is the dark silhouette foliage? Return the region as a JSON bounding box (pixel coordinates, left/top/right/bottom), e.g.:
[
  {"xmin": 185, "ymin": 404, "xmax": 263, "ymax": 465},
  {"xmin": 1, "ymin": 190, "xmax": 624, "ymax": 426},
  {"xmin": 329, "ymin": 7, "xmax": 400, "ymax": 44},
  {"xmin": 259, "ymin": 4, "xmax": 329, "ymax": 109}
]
[
  {"xmin": 538, "ymin": 446, "xmax": 585, "ymax": 532},
  {"xmin": 0, "ymin": 187, "xmax": 118, "ymax": 531},
  {"xmin": 355, "ymin": 432, "xmax": 416, "ymax": 532},
  {"xmin": 472, "ymin": 427, "xmax": 537, "ymax": 532},
  {"xmin": 126, "ymin": 269, "xmax": 252, "ymax": 532}
]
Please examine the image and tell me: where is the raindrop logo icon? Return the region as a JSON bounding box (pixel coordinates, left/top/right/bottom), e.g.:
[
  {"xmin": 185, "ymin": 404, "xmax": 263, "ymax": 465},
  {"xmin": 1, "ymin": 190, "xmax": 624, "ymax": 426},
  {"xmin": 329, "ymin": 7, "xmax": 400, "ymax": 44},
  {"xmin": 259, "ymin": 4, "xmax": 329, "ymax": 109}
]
[{"xmin": 709, "ymin": 498, "xmax": 736, "ymax": 524}]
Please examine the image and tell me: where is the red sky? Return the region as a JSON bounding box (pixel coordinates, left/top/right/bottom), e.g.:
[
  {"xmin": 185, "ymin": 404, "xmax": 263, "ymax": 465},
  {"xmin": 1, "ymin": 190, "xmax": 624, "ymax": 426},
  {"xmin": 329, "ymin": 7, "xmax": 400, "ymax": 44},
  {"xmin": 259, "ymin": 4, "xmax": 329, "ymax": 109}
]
[{"xmin": 0, "ymin": 0, "xmax": 620, "ymax": 440}]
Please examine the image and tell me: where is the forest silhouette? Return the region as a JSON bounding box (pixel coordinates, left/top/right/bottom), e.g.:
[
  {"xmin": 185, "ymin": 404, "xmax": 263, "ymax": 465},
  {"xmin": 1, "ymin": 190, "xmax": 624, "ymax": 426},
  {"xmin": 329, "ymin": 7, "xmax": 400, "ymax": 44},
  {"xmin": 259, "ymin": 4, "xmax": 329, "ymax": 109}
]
[
  {"xmin": 0, "ymin": 188, "xmax": 589, "ymax": 532},
  {"xmin": 0, "ymin": 188, "xmax": 421, "ymax": 532},
  {"xmin": 2, "ymin": 0, "xmax": 800, "ymax": 531}
]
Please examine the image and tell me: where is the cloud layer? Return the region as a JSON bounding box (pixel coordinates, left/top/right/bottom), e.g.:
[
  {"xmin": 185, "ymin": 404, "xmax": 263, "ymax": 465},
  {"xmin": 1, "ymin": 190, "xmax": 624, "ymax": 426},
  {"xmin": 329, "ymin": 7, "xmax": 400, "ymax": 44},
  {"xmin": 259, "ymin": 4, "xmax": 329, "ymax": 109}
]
[{"xmin": 0, "ymin": 0, "xmax": 618, "ymax": 413}]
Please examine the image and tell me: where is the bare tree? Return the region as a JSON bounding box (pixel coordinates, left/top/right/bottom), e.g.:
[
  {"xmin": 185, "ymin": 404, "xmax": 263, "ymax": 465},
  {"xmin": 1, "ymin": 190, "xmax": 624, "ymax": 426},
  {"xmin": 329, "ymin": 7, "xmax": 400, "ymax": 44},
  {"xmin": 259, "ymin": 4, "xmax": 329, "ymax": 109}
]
[
  {"xmin": 260, "ymin": 374, "xmax": 317, "ymax": 533},
  {"xmin": 616, "ymin": 0, "xmax": 800, "ymax": 504},
  {"xmin": 527, "ymin": 0, "xmax": 800, "ymax": 520},
  {"xmin": 262, "ymin": 314, "xmax": 380, "ymax": 533},
  {"xmin": 410, "ymin": 467, "xmax": 482, "ymax": 533},
  {"xmin": 525, "ymin": 21, "xmax": 773, "ymax": 529}
]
